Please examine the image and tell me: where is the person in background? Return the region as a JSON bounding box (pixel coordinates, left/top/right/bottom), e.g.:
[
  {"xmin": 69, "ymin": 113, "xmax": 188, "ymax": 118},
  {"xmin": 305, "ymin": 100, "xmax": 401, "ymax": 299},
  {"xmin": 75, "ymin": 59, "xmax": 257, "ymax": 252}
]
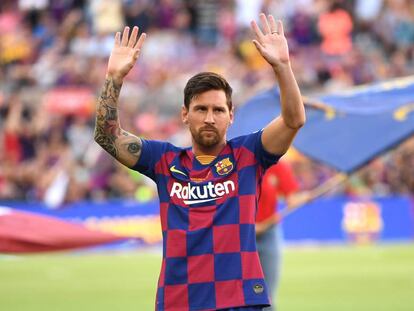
[
  {"xmin": 256, "ymin": 161, "xmax": 302, "ymax": 311},
  {"xmin": 318, "ymin": 1, "xmax": 353, "ymax": 56}
]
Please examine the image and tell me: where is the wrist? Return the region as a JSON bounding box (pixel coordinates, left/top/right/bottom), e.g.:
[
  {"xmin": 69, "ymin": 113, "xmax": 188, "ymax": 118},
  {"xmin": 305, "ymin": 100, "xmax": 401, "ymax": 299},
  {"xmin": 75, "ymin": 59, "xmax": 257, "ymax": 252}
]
[
  {"xmin": 105, "ymin": 72, "xmax": 124, "ymax": 85},
  {"xmin": 271, "ymin": 61, "xmax": 292, "ymax": 74}
]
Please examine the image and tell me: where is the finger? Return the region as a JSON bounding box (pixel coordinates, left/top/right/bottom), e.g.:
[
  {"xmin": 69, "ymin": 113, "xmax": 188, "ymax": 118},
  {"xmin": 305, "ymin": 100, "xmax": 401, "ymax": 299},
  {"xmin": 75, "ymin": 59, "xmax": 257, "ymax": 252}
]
[
  {"xmin": 277, "ymin": 20, "xmax": 284, "ymax": 37},
  {"xmin": 269, "ymin": 15, "xmax": 277, "ymax": 33},
  {"xmin": 128, "ymin": 26, "xmax": 139, "ymax": 47},
  {"xmin": 134, "ymin": 33, "xmax": 147, "ymax": 50},
  {"xmin": 250, "ymin": 20, "xmax": 265, "ymax": 41},
  {"xmin": 252, "ymin": 40, "xmax": 265, "ymax": 54},
  {"xmin": 121, "ymin": 26, "xmax": 130, "ymax": 46},
  {"xmin": 114, "ymin": 32, "xmax": 121, "ymax": 47},
  {"xmin": 260, "ymin": 13, "xmax": 271, "ymax": 34}
]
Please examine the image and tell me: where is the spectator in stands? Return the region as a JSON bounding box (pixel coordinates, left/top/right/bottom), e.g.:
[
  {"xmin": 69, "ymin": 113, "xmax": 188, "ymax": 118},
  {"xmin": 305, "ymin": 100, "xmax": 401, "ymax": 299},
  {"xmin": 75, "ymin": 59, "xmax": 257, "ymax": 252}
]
[{"xmin": 1, "ymin": 0, "xmax": 414, "ymax": 204}]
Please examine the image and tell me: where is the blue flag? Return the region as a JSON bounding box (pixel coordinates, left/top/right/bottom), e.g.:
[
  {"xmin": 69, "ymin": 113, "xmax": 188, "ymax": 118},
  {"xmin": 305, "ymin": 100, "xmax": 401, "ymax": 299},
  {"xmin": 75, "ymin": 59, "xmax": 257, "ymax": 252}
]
[{"xmin": 228, "ymin": 76, "xmax": 414, "ymax": 173}]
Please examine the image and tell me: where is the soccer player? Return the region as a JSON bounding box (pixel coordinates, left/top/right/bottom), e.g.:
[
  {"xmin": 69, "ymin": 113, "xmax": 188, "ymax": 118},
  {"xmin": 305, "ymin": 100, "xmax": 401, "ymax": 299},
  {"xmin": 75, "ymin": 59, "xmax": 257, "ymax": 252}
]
[{"xmin": 94, "ymin": 13, "xmax": 305, "ymax": 311}]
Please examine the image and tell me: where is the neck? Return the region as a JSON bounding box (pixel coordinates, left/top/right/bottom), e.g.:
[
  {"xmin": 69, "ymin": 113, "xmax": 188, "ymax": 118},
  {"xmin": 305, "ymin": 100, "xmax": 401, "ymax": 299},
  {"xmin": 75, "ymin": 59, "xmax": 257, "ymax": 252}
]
[{"xmin": 192, "ymin": 140, "xmax": 226, "ymax": 157}]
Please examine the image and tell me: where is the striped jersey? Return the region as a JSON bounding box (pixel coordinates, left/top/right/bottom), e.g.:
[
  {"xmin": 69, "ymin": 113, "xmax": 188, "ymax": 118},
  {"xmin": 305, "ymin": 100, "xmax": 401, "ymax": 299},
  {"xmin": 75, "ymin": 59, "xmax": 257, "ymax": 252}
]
[{"xmin": 132, "ymin": 130, "xmax": 280, "ymax": 311}]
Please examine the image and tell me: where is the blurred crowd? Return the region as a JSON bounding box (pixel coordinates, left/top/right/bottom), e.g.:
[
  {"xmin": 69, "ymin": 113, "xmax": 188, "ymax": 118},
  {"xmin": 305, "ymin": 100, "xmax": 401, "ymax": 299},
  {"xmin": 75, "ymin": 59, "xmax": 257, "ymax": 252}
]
[{"xmin": 0, "ymin": 0, "xmax": 414, "ymax": 207}]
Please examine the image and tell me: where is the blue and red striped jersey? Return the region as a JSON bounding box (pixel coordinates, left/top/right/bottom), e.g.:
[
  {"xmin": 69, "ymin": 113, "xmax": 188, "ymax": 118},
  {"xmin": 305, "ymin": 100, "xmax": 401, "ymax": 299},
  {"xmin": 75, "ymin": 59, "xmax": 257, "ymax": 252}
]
[{"xmin": 132, "ymin": 130, "xmax": 280, "ymax": 311}]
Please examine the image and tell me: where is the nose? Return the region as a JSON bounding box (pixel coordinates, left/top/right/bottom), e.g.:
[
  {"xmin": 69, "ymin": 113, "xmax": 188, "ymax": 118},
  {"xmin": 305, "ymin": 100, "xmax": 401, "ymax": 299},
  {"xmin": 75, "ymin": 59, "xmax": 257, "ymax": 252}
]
[{"xmin": 204, "ymin": 109, "xmax": 215, "ymax": 124}]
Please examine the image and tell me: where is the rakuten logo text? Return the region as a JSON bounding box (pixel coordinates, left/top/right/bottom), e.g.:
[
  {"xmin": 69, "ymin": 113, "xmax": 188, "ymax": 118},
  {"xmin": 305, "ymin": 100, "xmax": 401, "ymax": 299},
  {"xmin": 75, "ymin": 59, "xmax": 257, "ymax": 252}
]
[{"xmin": 170, "ymin": 181, "xmax": 235, "ymax": 205}]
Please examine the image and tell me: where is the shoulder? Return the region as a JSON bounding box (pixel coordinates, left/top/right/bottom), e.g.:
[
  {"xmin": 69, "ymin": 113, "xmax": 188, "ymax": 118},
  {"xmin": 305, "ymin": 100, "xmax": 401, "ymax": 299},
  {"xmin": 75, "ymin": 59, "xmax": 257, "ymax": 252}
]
[
  {"xmin": 228, "ymin": 131, "xmax": 262, "ymax": 149},
  {"xmin": 141, "ymin": 139, "xmax": 183, "ymax": 153},
  {"xmin": 132, "ymin": 139, "xmax": 185, "ymax": 172}
]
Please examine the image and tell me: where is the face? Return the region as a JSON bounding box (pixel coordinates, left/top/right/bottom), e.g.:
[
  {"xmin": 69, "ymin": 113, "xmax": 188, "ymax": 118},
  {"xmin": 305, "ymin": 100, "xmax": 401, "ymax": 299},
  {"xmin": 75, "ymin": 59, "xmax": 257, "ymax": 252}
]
[{"xmin": 182, "ymin": 89, "xmax": 233, "ymax": 149}]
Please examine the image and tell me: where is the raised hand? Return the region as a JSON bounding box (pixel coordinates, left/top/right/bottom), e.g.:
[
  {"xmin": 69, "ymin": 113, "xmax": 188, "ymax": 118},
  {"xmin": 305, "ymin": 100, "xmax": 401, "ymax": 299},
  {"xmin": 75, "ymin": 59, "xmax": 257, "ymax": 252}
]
[
  {"xmin": 107, "ymin": 26, "xmax": 146, "ymax": 82},
  {"xmin": 250, "ymin": 14, "xmax": 290, "ymax": 68}
]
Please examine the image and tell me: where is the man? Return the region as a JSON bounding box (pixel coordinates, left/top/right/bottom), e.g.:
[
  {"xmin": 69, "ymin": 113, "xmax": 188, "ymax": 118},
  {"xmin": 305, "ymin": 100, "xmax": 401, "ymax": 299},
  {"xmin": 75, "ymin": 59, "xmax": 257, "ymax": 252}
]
[
  {"xmin": 94, "ymin": 13, "xmax": 305, "ymax": 311},
  {"xmin": 256, "ymin": 161, "xmax": 299, "ymax": 311},
  {"xmin": 257, "ymin": 161, "xmax": 318, "ymax": 311}
]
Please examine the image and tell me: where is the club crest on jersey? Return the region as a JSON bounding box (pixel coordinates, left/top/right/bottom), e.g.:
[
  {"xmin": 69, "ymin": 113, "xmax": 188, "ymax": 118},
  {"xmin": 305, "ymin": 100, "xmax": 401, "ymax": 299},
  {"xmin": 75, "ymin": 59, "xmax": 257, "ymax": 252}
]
[{"xmin": 215, "ymin": 157, "xmax": 233, "ymax": 176}]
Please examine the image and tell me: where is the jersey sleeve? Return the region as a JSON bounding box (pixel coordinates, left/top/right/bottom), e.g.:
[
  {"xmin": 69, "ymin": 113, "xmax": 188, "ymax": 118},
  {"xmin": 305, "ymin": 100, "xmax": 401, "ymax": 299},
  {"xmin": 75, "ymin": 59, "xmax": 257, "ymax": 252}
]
[
  {"xmin": 130, "ymin": 139, "xmax": 171, "ymax": 181},
  {"xmin": 237, "ymin": 130, "xmax": 283, "ymax": 171}
]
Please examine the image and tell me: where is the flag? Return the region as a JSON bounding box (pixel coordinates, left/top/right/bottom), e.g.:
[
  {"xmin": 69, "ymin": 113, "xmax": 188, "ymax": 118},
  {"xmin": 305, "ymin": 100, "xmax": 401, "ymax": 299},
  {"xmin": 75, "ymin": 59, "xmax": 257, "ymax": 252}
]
[
  {"xmin": 228, "ymin": 76, "xmax": 414, "ymax": 173},
  {"xmin": 0, "ymin": 206, "xmax": 128, "ymax": 253}
]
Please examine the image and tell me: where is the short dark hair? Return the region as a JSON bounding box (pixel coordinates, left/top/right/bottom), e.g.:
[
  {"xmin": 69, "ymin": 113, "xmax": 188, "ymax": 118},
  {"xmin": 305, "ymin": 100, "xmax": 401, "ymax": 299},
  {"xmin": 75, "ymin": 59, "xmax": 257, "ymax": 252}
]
[{"xmin": 184, "ymin": 72, "xmax": 233, "ymax": 110}]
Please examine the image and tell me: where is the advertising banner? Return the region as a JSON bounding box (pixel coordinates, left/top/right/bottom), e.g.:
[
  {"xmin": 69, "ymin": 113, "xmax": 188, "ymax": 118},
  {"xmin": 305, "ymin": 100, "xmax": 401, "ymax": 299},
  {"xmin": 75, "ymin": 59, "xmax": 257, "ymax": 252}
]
[{"xmin": 1, "ymin": 196, "xmax": 413, "ymax": 253}]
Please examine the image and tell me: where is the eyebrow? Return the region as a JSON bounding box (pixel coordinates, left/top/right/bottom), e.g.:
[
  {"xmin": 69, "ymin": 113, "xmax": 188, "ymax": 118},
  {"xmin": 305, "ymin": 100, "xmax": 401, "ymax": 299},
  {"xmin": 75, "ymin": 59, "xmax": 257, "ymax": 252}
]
[{"xmin": 192, "ymin": 103, "xmax": 227, "ymax": 110}]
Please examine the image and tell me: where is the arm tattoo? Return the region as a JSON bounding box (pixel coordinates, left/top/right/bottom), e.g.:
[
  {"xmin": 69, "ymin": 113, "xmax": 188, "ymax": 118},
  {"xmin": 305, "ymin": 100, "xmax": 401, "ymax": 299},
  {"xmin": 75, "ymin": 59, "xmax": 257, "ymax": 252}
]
[
  {"xmin": 122, "ymin": 131, "xmax": 143, "ymax": 157},
  {"xmin": 127, "ymin": 142, "xmax": 141, "ymax": 155},
  {"xmin": 94, "ymin": 77, "xmax": 122, "ymax": 158}
]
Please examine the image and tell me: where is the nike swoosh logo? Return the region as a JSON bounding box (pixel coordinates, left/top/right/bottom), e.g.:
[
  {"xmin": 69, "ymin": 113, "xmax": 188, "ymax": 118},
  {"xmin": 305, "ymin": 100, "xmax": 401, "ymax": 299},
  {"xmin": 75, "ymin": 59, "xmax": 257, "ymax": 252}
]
[
  {"xmin": 184, "ymin": 198, "xmax": 216, "ymax": 205},
  {"xmin": 170, "ymin": 165, "xmax": 187, "ymax": 177}
]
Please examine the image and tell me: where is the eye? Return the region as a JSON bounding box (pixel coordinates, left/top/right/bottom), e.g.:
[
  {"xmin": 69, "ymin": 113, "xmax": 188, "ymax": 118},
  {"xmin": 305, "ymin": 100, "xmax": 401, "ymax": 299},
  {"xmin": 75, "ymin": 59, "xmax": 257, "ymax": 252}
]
[
  {"xmin": 214, "ymin": 108, "xmax": 225, "ymax": 113},
  {"xmin": 196, "ymin": 106, "xmax": 207, "ymax": 112}
]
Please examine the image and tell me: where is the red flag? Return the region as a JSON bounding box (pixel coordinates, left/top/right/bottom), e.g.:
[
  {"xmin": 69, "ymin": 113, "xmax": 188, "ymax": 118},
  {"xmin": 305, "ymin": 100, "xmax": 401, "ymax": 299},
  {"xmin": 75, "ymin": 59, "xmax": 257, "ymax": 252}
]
[{"xmin": 0, "ymin": 207, "xmax": 127, "ymax": 253}]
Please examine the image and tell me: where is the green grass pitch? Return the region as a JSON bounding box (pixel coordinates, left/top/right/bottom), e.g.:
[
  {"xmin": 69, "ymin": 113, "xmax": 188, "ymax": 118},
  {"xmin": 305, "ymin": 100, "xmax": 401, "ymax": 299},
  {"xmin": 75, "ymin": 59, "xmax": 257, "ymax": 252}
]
[{"xmin": 1, "ymin": 244, "xmax": 414, "ymax": 311}]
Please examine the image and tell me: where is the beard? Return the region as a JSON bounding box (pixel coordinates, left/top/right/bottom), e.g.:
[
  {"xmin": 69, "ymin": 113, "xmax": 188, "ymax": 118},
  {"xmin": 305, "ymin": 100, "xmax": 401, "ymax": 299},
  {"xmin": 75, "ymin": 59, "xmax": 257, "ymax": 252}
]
[{"xmin": 190, "ymin": 126, "xmax": 221, "ymax": 148}]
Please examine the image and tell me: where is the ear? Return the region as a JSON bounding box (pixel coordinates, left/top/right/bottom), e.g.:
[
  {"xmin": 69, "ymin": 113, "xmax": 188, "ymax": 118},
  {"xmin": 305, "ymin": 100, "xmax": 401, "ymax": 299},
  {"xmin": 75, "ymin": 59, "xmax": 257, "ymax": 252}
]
[
  {"xmin": 181, "ymin": 105, "xmax": 189, "ymax": 125},
  {"xmin": 229, "ymin": 108, "xmax": 234, "ymax": 125}
]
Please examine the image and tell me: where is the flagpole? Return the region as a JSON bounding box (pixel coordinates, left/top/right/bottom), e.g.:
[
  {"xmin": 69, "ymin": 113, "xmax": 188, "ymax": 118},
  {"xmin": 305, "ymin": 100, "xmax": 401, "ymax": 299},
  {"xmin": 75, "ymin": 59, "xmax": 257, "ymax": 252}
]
[{"xmin": 278, "ymin": 172, "xmax": 348, "ymax": 221}]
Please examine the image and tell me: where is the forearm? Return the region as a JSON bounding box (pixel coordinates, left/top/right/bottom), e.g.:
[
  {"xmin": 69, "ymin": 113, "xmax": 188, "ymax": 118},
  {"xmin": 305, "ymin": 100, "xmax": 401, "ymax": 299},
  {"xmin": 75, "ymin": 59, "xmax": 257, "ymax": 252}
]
[
  {"xmin": 273, "ymin": 63, "xmax": 305, "ymax": 129},
  {"xmin": 94, "ymin": 76, "xmax": 143, "ymax": 167},
  {"xmin": 94, "ymin": 76, "xmax": 123, "ymax": 158}
]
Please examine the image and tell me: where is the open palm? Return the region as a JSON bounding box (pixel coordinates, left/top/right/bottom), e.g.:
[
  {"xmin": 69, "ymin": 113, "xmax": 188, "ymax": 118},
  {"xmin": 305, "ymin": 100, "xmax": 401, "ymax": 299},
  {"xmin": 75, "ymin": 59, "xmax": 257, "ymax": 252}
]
[
  {"xmin": 251, "ymin": 14, "xmax": 290, "ymax": 67},
  {"xmin": 107, "ymin": 26, "xmax": 146, "ymax": 80}
]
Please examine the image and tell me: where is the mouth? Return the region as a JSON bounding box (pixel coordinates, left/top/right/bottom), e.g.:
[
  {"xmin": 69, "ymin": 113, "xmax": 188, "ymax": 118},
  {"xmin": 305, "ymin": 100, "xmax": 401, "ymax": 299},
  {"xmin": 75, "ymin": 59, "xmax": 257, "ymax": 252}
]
[
  {"xmin": 200, "ymin": 130, "xmax": 218, "ymax": 137},
  {"xmin": 200, "ymin": 127, "xmax": 218, "ymax": 133}
]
